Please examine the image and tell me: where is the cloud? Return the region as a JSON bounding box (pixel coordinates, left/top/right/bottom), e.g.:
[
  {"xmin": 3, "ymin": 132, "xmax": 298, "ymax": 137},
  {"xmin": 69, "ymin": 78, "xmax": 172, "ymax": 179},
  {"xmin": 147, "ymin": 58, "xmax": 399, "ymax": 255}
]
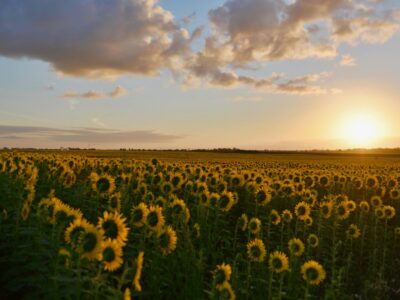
[
  {"xmin": 109, "ymin": 86, "xmax": 127, "ymax": 98},
  {"xmin": 185, "ymin": 0, "xmax": 400, "ymax": 91},
  {"xmin": 0, "ymin": 0, "xmax": 191, "ymax": 78},
  {"xmin": 62, "ymin": 86, "xmax": 127, "ymax": 100},
  {"xmin": 0, "ymin": 0, "xmax": 398, "ymax": 93},
  {"xmin": 340, "ymin": 54, "xmax": 356, "ymax": 67},
  {"xmin": 0, "ymin": 124, "xmax": 182, "ymax": 145}
]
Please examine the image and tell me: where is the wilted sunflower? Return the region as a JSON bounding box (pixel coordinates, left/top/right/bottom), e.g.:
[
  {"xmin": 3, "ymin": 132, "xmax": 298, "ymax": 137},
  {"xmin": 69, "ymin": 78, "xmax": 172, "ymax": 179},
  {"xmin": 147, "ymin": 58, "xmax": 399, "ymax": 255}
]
[
  {"xmin": 131, "ymin": 203, "xmax": 149, "ymax": 227},
  {"xmin": 248, "ymin": 217, "xmax": 262, "ymax": 235},
  {"xmin": 346, "ymin": 224, "xmax": 361, "ymax": 240},
  {"xmin": 100, "ymin": 239, "xmax": 123, "ymax": 272},
  {"xmin": 78, "ymin": 223, "xmax": 104, "ymax": 260},
  {"xmin": 238, "ymin": 214, "xmax": 248, "ymax": 231},
  {"xmin": 288, "ymin": 238, "xmax": 305, "ymax": 257},
  {"xmin": 282, "ymin": 209, "xmax": 293, "ymax": 223},
  {"xmin": 158, "ymin": 225, "xmax": 177, "ymax": 255},
  {"xmin": 307, "ymin": 234, "xmax": 319, "ymax": 248},
  {"xmin": 213, "ymin": 263, "xmax": 232, "ymax": 290},
  {"xmin": 247, "ymin": 238, "xmax": 266, "ymax": 262},
  {"xmin": 270, "ymin": 209, "xmax": 281, "ymax": 225},
  {"xmin": 295, "ymin": 201, "xmax": 311, "ymax": 221},
  {"xmin": 301, "ymin": 260, "xmax": 326, "ymax": 285},
  {"xmin": 268, "ymin": 251, "xmax": 289, "ymax": 273},
  {"xmin": 133, "ymin": 251, "xmax": 144, "ymax": 292},
  {"xmin": 146, "ymin": 205, "xmax": 165, "ymax": 232},
  {"xmin": 97, "ymin": 211, "xmax": 129, "ymax": 246}
]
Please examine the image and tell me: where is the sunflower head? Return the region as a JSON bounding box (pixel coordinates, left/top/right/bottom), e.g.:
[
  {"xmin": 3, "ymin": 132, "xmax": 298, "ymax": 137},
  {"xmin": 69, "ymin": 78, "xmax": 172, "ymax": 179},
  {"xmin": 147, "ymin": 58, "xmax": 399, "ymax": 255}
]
[
  {"xmin": 383, "ymin": 205, "xmax": 396, "ymax": 219},
  {"xmin": 301, "ymin": 260, "xmax": 326, "ymax": 285},
  {"xmin": 146, "ymin": 205, "xmax": 165, "ymax": 232},
  {"xmin": 295, "ymin": 201, "xmax": 311, "ymax": 221},
  {"xmin": 282, "ymin": 210, "xmax": 293, "ymax": 223},
  {"xmin": 78, "ymin": 223, "xmax": 104, "ymax": 261},
  {"xmin": 288, "ymin": 238, "xmax": 305, "ymax": 257},
  {"xmin": 131, "ymin": 203, "xmax": 149, "ymax": 227},
  {"xmin": 336, "ymin": 202, "xmax": 350, "ymax": 220},
  {"xmin": 214, "ymin": 263, "xmax": 232, "ymax": 289},
  {"xmin": 268, "ymin": 251, "xmax": 289, "ymax": 273},
  {"xmin": 346, "ymin": 224, "xmax": 361, "ymax": 240},
  {"xmin": 98, "ymin": 211, "xmax": 129, "ymax": 245},
  {"xmin": 307, "ymin": 234, "xmax": 319, "ymax": 248},
  {"xmin": 158, "ymin": 225, "xmax": 177, "ymax": 255},
  {"xmin": 248, "ymin": 218, "xmax": 262, "ymax": 235},
  {"xmin": 247, "ymin": 238, "xmax": 266, "ymax": 262},
  {"xmin": 101, "ymin": 239, "xmax": 123, "ymax": 272},
  {"xmin": 359, "ymin": 201, "xmax": 370, "ymax": 213},
  {"xmin": 270, "ymin": 209, "xmax": 281, "ymax": 225},
  {"xmin": 238, "ymin": 214, "xmax": 248, "ymax": 231}
]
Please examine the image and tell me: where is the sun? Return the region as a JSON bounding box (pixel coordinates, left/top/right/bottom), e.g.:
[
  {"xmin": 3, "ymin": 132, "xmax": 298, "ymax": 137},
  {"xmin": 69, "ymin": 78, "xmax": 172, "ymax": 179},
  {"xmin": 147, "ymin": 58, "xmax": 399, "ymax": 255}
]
[{"xmin": 341, "ymin": 114, "xmax": 382, "ymax": 148}]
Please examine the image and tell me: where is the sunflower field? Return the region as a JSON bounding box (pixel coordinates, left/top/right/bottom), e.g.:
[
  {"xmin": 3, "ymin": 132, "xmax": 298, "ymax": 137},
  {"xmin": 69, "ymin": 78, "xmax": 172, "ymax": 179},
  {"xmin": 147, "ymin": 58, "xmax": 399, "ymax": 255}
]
[{"xmin": 1, "ymin": 151, "xmax": 400, "ymax": 299}]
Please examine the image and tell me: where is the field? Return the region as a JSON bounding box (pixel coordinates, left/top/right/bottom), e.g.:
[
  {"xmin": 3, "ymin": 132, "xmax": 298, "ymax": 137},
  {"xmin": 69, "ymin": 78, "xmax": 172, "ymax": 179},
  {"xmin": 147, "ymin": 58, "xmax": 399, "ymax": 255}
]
[{"xmin": 1, "ymin": 150, "xmax": 400, "ymax": 300}]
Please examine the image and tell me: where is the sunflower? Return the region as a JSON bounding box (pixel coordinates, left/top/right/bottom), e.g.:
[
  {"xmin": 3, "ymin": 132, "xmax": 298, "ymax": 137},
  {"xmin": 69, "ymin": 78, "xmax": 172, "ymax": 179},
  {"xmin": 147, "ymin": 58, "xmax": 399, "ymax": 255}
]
[
  {"xmin": 389, "ymin": 189, "xmax": 400, "ymax": 200},
  {"xmin": 270, "ymin": 209, "xmax": 281, "ymax": 225},
  {"xmin": 346, "ymin": 200, "xmax": 357, "ymax": 212},
  {"xmin": 335, "ymin": 202, "xmax": 350, "ymax": 220},
  {"xmin": 383, "ymin": 205, "xmax": 396, "ymax": 219},
  {"xmin": 282, "ymin": 209, "xmax": 293, "ymax": 223},
  {"xmin": 304, "ymin": 216, "xmax": 313, "ymax": 227},
  {"xmin": 100, "ymin": 239, "xmax": 123, "ymax": 272},
  {"xmin": 91, "ymin": 173, "xmax": 116, "ymax": 194},
  {"xmin": 359, "ymin": 201, "xmax": 370, "ymax": 213},
  {"xmin": 124, "ymin": 288, "xmax": 131, "ymax": 300},
  {"xmin": 78, "ymin": 223, "xmax": 104, "ymax": 261},
  {"xmin": 255, "ymin": 187, "xmax": 272, "ymax": 206},
  {"xmin": 370, "ymin": 195, "xmax": 383, "ymax": 208},
  {"xmin": 218, "ymin": 192, "xmax": 235, "ymax": 212},
  {"xmin": 395, "ymin": 227, "xmax": 400, "ymax": 236},
  {"xmin": 65, "ymin": 218, "xmax": 90, "ymax": 249},
  {"xmin": 346, "ymin": 224, "xmax": 361, "ymax": 240},
  {"xmin": 247, "ymin": 238, "xmax": 267, "ymax": 262},
  {"xmin": 214, "ymin": 263, "xmax": 232, "ymax": 290},
  {"xmin": 158, "ymin": 225, "xmax": 177, "ymax": 255},
  {"xmin": 320, "ymin": 201, "xmax": 334, "ymax": 219},
  {"xmin": 58, "ymin": 248, "xmax": 71, "ymax": 268},
  {"xmin": 248, "ymin": 218, "xmax": 262, "ymax": 235},
  {"xmin": 207, "ymin": 192, "xmax": 219, "ymax": 207},
  {"xmin": 307, "ymin": 234, "xmax": 319, "ymax": 248},
  {"xmin": 131, "ymin": 203, "xmax": 149, "ymax": 227},
  {"xmin": 295, "ymin": 201, "xmax": 311, "ymax": 221},
  {"xmin": 133, "ymin": 251, "xmax": 144, "ymax": 292},
  {"xmin": 217, "ymin": 282, "xmax": 236, "ymax": 300},
  {"xmin": 146, "ymin": 205, "xmax": 165, "ymax": 232},
  {"xmin": 301, "ymin": 260, "xmax": 326, "ymax": 285},
  {"xmin": 108, "ymin": 192, "xmax": 122, "ymax": 212},
  {"xmin": 365, "ymin": 176, "xmax": 378, "ymax": 189},
  {"xmin": 288, "ymin": 238, "xmax": 305, "ymax": 257},
  {"xmin": 21, "ymin": 202, "xmax": 30, "ymax": 221},
  {"xmin": 169, "ymin": 198, "xmax": 190, "ymax": 223},
  {"xmin": 97, "ymin": 211, "xmax": 129, "ymax": 246},
  {"xmin": 238, "ymin": 214, "xmax": 248, "ymax": 231},
  {"xmin": 375, "ymin": 207, "xmax": 385, "ymax": 219},
  {"xmin": 268, "ymin": 251, "xmax": 289, "ymax": 273}
]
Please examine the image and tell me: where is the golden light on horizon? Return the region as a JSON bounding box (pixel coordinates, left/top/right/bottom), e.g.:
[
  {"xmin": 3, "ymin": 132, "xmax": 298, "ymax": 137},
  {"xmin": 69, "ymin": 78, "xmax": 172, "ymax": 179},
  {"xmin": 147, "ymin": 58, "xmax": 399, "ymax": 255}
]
[{"xmin": 341, "ymin": 114, "xmax": 385, "ymax": 148}]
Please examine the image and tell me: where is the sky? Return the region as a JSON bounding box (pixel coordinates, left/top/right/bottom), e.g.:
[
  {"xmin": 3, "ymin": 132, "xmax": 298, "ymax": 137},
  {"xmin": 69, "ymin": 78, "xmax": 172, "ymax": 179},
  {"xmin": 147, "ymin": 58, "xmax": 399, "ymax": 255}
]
[{"xmin": 1, "ymin": 0, "xmax": 400, "ymax": 150}]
